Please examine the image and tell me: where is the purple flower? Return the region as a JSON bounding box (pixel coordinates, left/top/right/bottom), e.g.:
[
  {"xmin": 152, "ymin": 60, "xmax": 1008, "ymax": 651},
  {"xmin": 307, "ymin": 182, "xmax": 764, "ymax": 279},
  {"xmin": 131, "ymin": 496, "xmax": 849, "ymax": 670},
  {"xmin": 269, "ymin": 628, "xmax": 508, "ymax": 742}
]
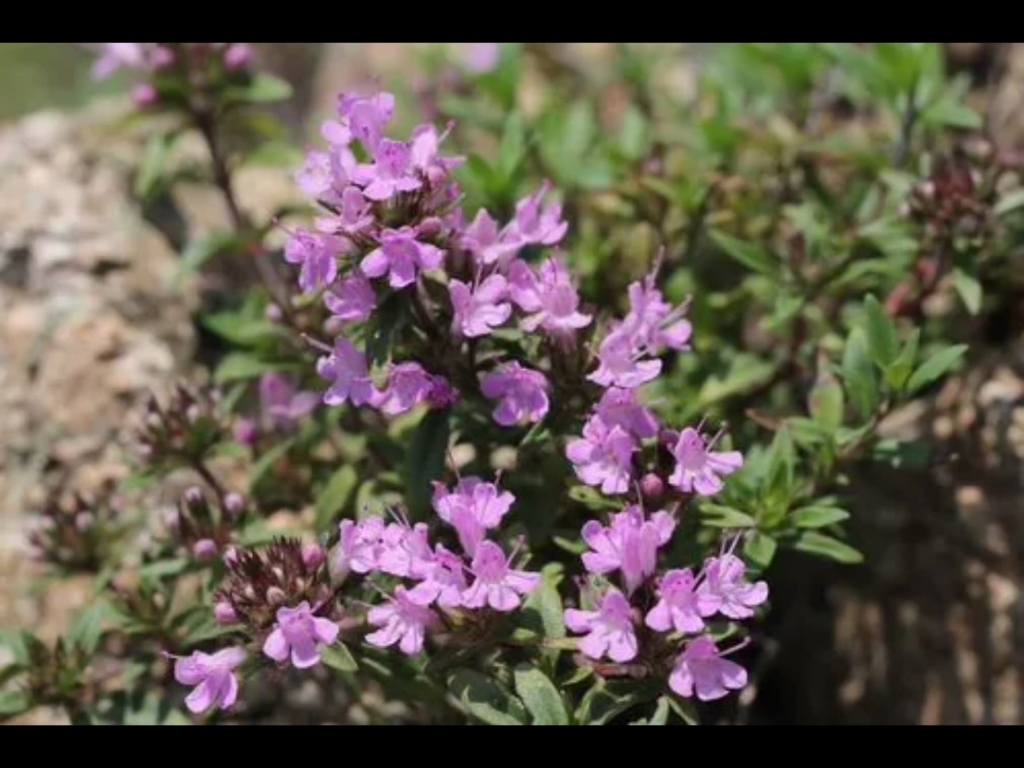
[
  {"xmin": 284, "ymin": 231, "xmax": 343, "ymax": 293},
  {"xmin": 214, "ymin": 601, "xmax": 239, "ymax": 625},
  {"xmin": 462, "ymin": 540, "xmax": 540, "ymax": 611},
  {"xmin": 480, "ymin": 362, "xmax": 549, "ymax": 427},
  {"xmin": 407, "ymin": 545, "xmax": 467, "ymax": 608},
  {"xmin": 506, "ymin": 181, "xmax": 568, "ymax": 248},
  {"xmin": 259, "ymin": 373, "xmax": 318, "ymax": 430},
  {"xmin": 377, "ymin": 520, "xmax": 434, "ymax": 579},
  {"xmin": 645, "ymin": 568, "xmax": 707, "ymax": 635},
  {"xmin": 508, "ymin": 257, "xmax": 591, "ymax": 340},
  {"xmin": 316, "ymin": 337, "xmax": 378, "ymax": 407},
  {"xmin": 409, "ymin": 124, "xmax": 463, "ymax": 185},
  {"xmin": 363, "ymin": 139, "xmax": 422, "ymax": 201},
  {"xmin": 232, "ymin": 418, "xmax": 258, "ymax": 445},
  {"xmin": 172, "ymin": 647, "xmax": 246, "ymax": 714},
  {"xmin": 132, "ymin": 83, "xmax": 157, "ymax": 109},
  {"xmin": 374, "ymin": 362, "xmax": 449, "ymax": 416},
  {"xmin": 333, "ymin": 187, "xmax": 374, "ymax": 235},
  {"xmin": 580, "ymin": 505, "xmax": 676, "ymax": 594},
  {"xmin": 450, "ymin": 274, "xmax": 512, "ymax": 338},
  {"xmin": 461, "ymin": 209, "xmax": 519, "ymax": 266},
  {"xmin": 338, "ymin": 91, "xmax": 396, "ymax": 154},
  {"xmin": 696, "ymin": 553, "xmax": 769, "ymax": 620},
  {"xmin": 333, "ymin": 517, "xmax": 387, "ymax": 577},
  {"xmin": 361, "ymin": 227, "xmax": 444, "ymax": 289},
  {"xmin": 668, "ymin": 428, "xmax": 743, "ymax": 496},
  {"xmin": 92, "ymin": 43, "xmax": 148, "ymax": 80},
  {"xmin": 366, "ymin": 586, "xmax": 438, "ymax": 655},
  {"xmin": 668, "ymin": 635, "xmax": 748, "ymax": 702},
  {"xmin": 622, "ymin": 270, "xmax": 693, "ymax": 354},
  {"xmin": 593, "ymin": 388, "xmax": 659, "ymax": 440},
  {"xmin": 564, "ymin": 589, "xmax": 638, "ymax": 663},
  {"xmin": 588, "ymin": 327, "xmax": 662, "ymax": 389},
  {"xmin": 324, "ymin": 272, "xmax": 377, "ymax": 324},
  {"xmin": 295, "ymin": 151, "xmax": 334, "ymax": 200},
  {"xmin": 565, "ymin": 419, "xmax": 636, "ymax": 495},
  {"xmin": 263, "ymin": 601, "xmax": 340, "ymax": 669},
  {"xmin": 222, "ymin": 43, "xmax": 253, "ymax": 71},
  {"xmin": 462, "ymin": 43, "xmax": 501, "ymax": 74},
  {"xmin": 432, "ymin": 477, "xmax": 514, "ymax": 556}
]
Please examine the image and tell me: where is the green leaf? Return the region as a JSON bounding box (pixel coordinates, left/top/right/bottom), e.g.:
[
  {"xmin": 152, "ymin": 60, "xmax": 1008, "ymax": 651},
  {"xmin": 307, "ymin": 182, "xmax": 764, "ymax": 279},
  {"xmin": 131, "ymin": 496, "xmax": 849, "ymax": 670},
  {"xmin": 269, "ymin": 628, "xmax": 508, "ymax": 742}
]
[
  {"xmin": 765, "ymin": 426, "xmax": 796, "ymax": 500},
  {"xmin": 699, "ymin": 503, "xmax": 757, "ymax": 529},
  {"xmin": 248, "ymin": 437, "xmax": 296, "ymax": 490},
  {"xmin": 498, "ymin": 112, "xmax": 527, "ymax": 182},
  {"xmin": 792, "ymin": 531, "xmax": 864, "ymax": 563},
  {"xmin": 791, "ymin": 505, "xmax": 850, "ymax": 529},
  {"xmin": 403, "ymin": 409, "xmax": 451, "ymax": 519},
  {"xmin": 644, "ymin": 696, "xmax": 672, "ymax": 726},
  {"xmin": 67, "ymin": 600, "xmax": 119, "ymax": 655},
  {"xmin": 228, "ymin": 73, "xmax": 293, "ymax": 104},
  {"xmin": 135, "ymin": 131, "xmax": 179, "ymax": 201},
  {"xmin": 906, "ymin": 344, "xmax": 968, "ymax": 395},
  {"xmin": 173, "ymin": 233, "xmax": 243, "ymax": 288},
  {"xmin": 994, "ymin": 188, "xmax": 1024, "ymax": 217},
  {"xmin": 513, "ymin": 665, "xmax": 570, "ymax": 725},
  {"xmin": 666, "ymin": 695, "xmax": 700, "ymax": 725},
  {"xmin": 447, "ymin": 669, "xmax": 527, "ymax": 725},
  {"xmin": 243, "ymin": 141, "xmax": 304, "ymax": 168},
  {"xmin": 885, "ymin": 327, "xmax": 920, "ymax": 392},
  {"xmin": 576, "ymin": 680, "xmax": 655, "ymax": 725},
  {"xmin": 618, "ymin": 105, "xmax": 650, "ymax": 161},
  {"xmin": 841, "ymin": 327, "xmax": 879, "ymax": 419},
  {"xmin": 314, "ymin": 465, "xmax": 358, "ymax": 531},
  {"xmin": 201, "ymin": 312, "xmax": 283, "ymax": 347},
  {"xmin": 708, "ymin": 230, "xmax": 778, "ymax": 276},
  {"xmin": 213, "ymin": 353, "xmax": 295, "ymax": 384},
  {"xmin": 807, "ymin": 371, "xmax": 845, "ymax": 431},
  {"xmin": 951, "ymin": 268, "xmax": 983, "ymax": 315},
  {"xmin": 862, "ymin": 295, "xmax": 898, "ymax": 368},
  {"xmin": 320, "ymin": 640, "xmax": 358, "ymax": 673},
  {"xmin": 0, "ymin": 690, "xmax": 31, "ymax": 718},
  {"xmin": 744, "ymin": 531, "xmax": 778, "ymax": 569},
  {"xmin": 517, "ymin": 564, "xmax": 566, "ymax": 643}
]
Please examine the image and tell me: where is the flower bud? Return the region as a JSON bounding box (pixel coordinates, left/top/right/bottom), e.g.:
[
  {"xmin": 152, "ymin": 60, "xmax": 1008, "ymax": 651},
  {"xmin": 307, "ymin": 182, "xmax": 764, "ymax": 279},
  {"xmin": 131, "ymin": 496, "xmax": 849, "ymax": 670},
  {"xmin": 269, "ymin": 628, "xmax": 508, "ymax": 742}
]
[
  {"xmin": 223, "ymin": 546, "xmax": 241, "ymax": 566},
  {"xmin": 183, "ymin": 486, "xmax": 204, "ymax": 506},
  {"xmin": 223, "ymin": 43, "xmax": 253, "ymax": 71},
  {"xmin": 301, "ymin": 542, "xmax": 325, "ymax": 570},
  {"xmin": 639, "ymin": 473, "xmax": 665, "ymax": 506},
  {"xmin": 232, "ymin": 418, "xmax": 258, "ymax": 446},
  {"xmin": 264, "ymin": 303, "xmax": 283, "ymax": 322},
  {"xmin": 266, "ymin": 586, "xmax": 287, "ymax": 605},
  {"xmin": 214, "ymin": 601, "xmax": 239, "ymax": 625},
  {"xmin": 224, "ymin": 492, "xmax": 245, "ymax": 519},
  {"xmin": 185, "ymin": 404, "xmax": 202, "ymax": 424},
  {"xmin": 74, "ymin": 512, "xmax": 95, "ymax": 533},
  {"xmin": 192, "ymin": 538, "xmax": 218, "ymax": 561},
  {"xmin": 131, "ymin": 83, "xmax": 158, "ymax": 109}
]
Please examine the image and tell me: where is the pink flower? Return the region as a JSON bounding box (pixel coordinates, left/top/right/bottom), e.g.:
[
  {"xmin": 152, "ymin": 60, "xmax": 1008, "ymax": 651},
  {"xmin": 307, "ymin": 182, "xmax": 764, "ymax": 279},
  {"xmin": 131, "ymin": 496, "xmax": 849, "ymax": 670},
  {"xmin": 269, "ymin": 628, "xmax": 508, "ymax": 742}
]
[
  {"xmin": 432, "ymin": 477, "xmax": 514, "ymax": 556},
  {"xmin": 406, "ymin": 546, "xmax": 467, "ymax": 608},
  {"xmin": 564, "ymin": 589, "xmax": 638, "ymax": 663},
  {"xmin": 338, "ymin": 91, "xmax": 396, "ymax": 155},
  {"xmin": 263, "ymin": 601, "xmax": 340, "ymax": 669},
  {"xmin": 131, "ymin": 83, "xmax": 157, "ymax": 108},
  {"xmin": 332, "ymin": 187, "xmax": 374, "ymax": 235},
  {"xmin": 366, "ymin": 586, "xmax": 438, "ymax": 655},
  {"xmin": 317, "ymin": 338, "xmax": 378, "ymax": 407},
  {"xmin": 696, "ymin": 553, "xmax": 768, "ymax": 620},
  {"xmin": 259, "ymin": 373, "xmax": 318, "ymax": 430},
  {"xmin": 480, "ymin": 362, "xmax": 549, "ymax": 427},
  {"xmin": 361, "ymin": 227, "xmax": 444, "ymax": 289},
  {"xmin": 324, "ymin": 272, "xmax": 376, "ymax": 324},
  {"xmin": 668, "ymin": 428, "xmax": 743, "ymax": 496},
  {"xmin": 409, "ymin": 124, "xmax": 463, "ymax": 185},
  {"xmin": 580, "ymin": 505, "xmax": 675, "ymax": 594},
  {"xmin": 462, "ymin": 43, "xmax": 501, "ymax": 74},
  {"xmin": 284, "ymin": 231, "xmax": 343, "ymax": 293},
  {"xmin": 668, "ymin": 635, "xmax": 748, "ymax": 702},
  {"xmin": 593, "ymin": 388, "xmax": 659, "ymax": 439},
  {"xmin": 363, "ymin": 139, "xmax": 422, "ymax": 201},
  {"xmin": 622, "ymin": 271, "xmax": 692, "ymax": 353},
  {"xmin": 565, "ymin": 419, "xmax": 636, "ymax": 495},
  {"xmin": 461, "ymin": 209, "xmax": 519, "ymax": 266},
  {"xmin": 645, "ymin": 568, "xmax": 707, "ymax": 635},
  {"xmin": 92, "ymin": 43, "xmax": 148, "ymax": 80},
  {"xmin": 374, "ymin": 362, "xmax": 450, "ymax": 416},
  {"xmin": 588, "ymin": 327, "xmax": 662, "ymax": 389},
  {"xmin": 506, "ymin": 181, "xmax": 568, "ymax": 248},
  {"xmin": 450, "ymin": 274, "xmax": 512, "ymax": 338},
  {"xmin": 223, "ymin": 43, "xmax": 253, "ymax": 71},
  {"xmin": 376, "ymin": 520, "xmax": 434, "ymax": 579},
  {"xmin": 172, "ymin": 647, "xmax": 246, "ymax": 714},
  {"xmin": 462, "ymin": 540, "xmax": 540, "ymax": 611},
  {"xmin": 508, "ymin": 257, "xmax": 591, "ymax": 340},
  {"xmin": 333, "ymin": 517, "xmax": 387, "ymax": 577},
  {"xmin": 295, "ymin": 151, "xmax": 334, "ymax": 199}
]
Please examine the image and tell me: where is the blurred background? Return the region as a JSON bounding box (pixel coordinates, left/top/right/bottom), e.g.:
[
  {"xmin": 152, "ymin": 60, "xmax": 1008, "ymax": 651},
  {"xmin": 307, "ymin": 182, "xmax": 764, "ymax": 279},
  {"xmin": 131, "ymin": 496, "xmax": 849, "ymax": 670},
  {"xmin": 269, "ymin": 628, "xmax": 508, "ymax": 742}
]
[{"xmin": 3, "ymin": 42, "xmax": 1024, "ymax": 725}]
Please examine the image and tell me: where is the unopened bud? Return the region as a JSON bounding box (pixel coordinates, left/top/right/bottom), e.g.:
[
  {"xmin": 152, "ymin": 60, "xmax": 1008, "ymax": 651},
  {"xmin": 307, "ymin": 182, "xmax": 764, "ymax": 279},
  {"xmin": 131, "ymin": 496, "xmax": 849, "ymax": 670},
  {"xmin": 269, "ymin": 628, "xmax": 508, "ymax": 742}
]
[
  {"xmin": 214, "ymin": 601, "xmax": 239, "ymax": 625},
  {"xmin": 151, "ymin": 45, "xmax": 176, "ymax": 70},
  {"xmin": 223, "ymin": 43, "xmax": 253, "ymax": 71},
  {"xmin": 266, "ymin": 586, "xmax": 287, "ymax": 605},
  {"xmin": 301, "ymin": 542, "xmax": 325, "ymax": 570},
  {"xmin": 185, "ymin": 404, "xmax": 202, "ymax": 424},
  {"xmin": 131, "ymin": 83, "xmax": 158, "ymax": 109},
  {"xmin": 232, "ymin": 418, "xmax": 258, "ymax": 446},
  {"xmin": 162, "ymin": 507, "xmax": 181, "ymax": 531},
  {"xmin": 264, "ymin": 303, "xmax": 283, "ymax": 322},
  {"xmin": 74, "ymin": 512, "xmax": 95, "ymax": 533},
  {"xmin": 323, "ymin": 316, "xmax": 345, "ymax": 336},
  {"xmin": 223, "ymin": 546, "xmax": 241, "ymax": 566},
  {"xmin": 417, "ymin": 216, "xmax": 444, "ymax": 238},
  {"xmin": 639, "ymin": 473, "xmax": 665, "ymax": 505},
  {"xmin": 192, "ymin": 538, "xmax": 218, "ymax": 561},
  {"xmin": 224, "ymin": 492, "xmax": 245, "ymax": 519},
  {"xmin": 183, "ymin": 486, "xmax": 204, "ymax": 506}
]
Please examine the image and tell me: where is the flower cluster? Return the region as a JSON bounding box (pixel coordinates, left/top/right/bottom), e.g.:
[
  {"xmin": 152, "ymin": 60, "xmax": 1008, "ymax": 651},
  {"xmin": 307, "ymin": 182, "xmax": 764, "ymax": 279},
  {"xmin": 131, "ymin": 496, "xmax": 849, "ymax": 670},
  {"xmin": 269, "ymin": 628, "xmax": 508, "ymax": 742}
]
[
  {"xmin": 163, "ymin": 486, "xmax": 245, "ymax": 562},
  {"xmin": 91, "ymin": 43, "xmax": 254, "ymax": 108},
  {"xmin": 333, "ymin": 476, "xmax": 539, "ymax": 655},
  {"xmin": 232, "ymin": 372, "xmax": 319, "ymax": 445},
  {"xmin": 286, "ymin": 90, "xmax": 583, "ymax": 427}
]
